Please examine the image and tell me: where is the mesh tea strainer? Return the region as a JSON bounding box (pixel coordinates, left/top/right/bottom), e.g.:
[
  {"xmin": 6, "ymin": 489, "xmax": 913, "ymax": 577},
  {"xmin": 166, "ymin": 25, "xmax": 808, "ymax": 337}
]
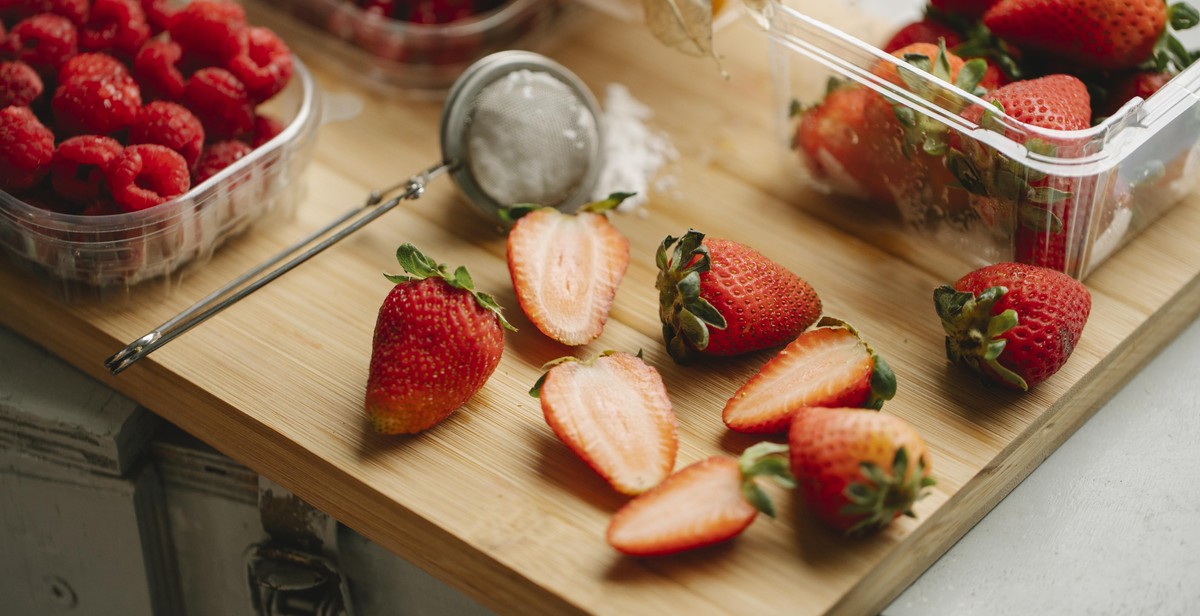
[{"xmin": 106, "ymin": 51, "xmax": 606, "ymax": 375}]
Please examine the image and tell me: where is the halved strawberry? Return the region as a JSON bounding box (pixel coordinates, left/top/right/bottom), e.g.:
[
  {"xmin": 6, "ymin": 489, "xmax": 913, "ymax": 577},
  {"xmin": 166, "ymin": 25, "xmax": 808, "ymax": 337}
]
[
  {"xmin": 722, "ymin": 317, "xmax": 896, "ymax": 434},
  {"xmin": 606, "ymin": 443, "xmax": 794, "ymax": 556},
  {"xmin": 534, "ymin": 350, "xmax": 677, "ymax": 495},
  {"xmin": 506, "ymin": 193, "xmax": 632, "ymax": 346}
]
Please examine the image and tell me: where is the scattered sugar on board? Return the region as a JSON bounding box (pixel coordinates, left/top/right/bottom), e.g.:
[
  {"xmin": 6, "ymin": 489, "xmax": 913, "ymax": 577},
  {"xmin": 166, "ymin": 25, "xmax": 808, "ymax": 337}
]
[{"xmin": 591, "ymin": 83, "xmax": 678, "ymax": 214}]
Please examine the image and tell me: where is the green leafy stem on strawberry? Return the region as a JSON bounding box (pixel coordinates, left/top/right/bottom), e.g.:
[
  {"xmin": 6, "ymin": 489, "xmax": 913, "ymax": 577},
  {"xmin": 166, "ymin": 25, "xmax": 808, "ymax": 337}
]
[
  {"xmin": 933, "ymin": 284, "xmax": 1027, "ymax": 388},
  {"xmin": 387, "ymin": 243, "xmax": 516, "ymax": 332},
  {"xmin": 655, "ymin": 230, "xmax": 728, "ymax": 359},
  {"xmin": 498, "ymin": 191, "xmax": 637, "ymax": 225},
  {"xmin": 842, "ymin": 446, "xmax": 937, "ymax": 536}
]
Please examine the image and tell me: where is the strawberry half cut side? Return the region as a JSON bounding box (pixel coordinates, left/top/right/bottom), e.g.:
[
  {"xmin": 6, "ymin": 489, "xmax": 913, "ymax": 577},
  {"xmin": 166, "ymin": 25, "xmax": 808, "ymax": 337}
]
[
  {"xmin": 533, "ymin": 350, "xmax": 677, "ymax": 495},
  {"xmin": 722, "ymin": 317, "xmax": 897, "ymax": 434},
  {"xmin": 606, "ymin": 443, "xmax": 795, "ymax": 556}
]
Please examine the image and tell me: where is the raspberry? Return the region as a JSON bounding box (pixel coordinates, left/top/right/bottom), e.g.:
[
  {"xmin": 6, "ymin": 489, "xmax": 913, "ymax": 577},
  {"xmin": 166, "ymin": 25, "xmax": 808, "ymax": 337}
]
[
  {"xmin": 3, "ymin": 14, "xmax": 79, "ymax": 76},
  {"xmin": 227, "ymin": 26, "xmax": 293, "ymax": 103},
  {"xmin": 0, "ymin": 106, "xmax": 54, "ymax": 192},
  {"xmin": 183, "ymin": 67, "xmax": 254, "ymax": 139},
  {"xmin": 132, "ymin": 39, "xmax": 185, "ymax": 100},
  {"xmin": 52, "ymin": 73, "xmax": 142, "ymax": 136},
  {"xmin": 81, "ymin": 0, "xmax": 151, "ymax": 57},
  {"xmin": 248, "ymin": 114, "xmax": 284, "ymax": 148},
  {"xmin": 0, "ymin": 61, "xmax": 44, "ymax": 107},
  {"xmin": 128, "ymin": 101, "xmax": 204, "ymax": 167},
  {"xmin": 58, "ymin": 51, "xmax": 129, "ymax": 86},
  {"xmin": 193, "ymin": 139, "xmax": 250, "ymax": 184},
  {"xmin": 50, "ymin": 134, "xmax": 122, "ymax": 204},
  {"xmin": 168, "ymin": 1, "xmax": 247, "ymax": 63},
  {"xmin": 139, "ymin": 0, "xmax": 174, "ymax": 33},
  {"xmin": 106, "ymin": 143, "xmax": 189, "ymax": 211},
  {"xmin": 2, "ymin": 1, "xmax": 90, "ymax": 27}
]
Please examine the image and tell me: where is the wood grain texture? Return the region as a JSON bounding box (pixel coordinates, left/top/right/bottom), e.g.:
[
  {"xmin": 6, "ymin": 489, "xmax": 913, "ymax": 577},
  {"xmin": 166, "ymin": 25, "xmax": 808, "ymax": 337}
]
[{"xmin": 1, "ymin": 8, "xmax": 1198, "ymax": 616}]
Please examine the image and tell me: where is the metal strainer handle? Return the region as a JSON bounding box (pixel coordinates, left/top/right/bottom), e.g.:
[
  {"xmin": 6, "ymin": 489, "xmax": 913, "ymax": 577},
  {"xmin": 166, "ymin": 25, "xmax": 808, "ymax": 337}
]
[{"xmin": 103, "ymin": 162, "xmax": 450, "ymax": 375}]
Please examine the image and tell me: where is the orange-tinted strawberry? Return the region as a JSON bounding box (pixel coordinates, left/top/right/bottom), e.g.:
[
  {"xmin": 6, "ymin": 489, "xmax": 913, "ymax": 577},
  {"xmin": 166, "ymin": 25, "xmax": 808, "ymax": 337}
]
[
  {"xmin": 606, "ymin": 443, "xmax": 794, "ymax": 556},
  {"xmin": 365, "ymin": 244, "xmax": 514, "ymax": 434},
  {"xmin": 788, "ymin": 407, "xmax": 935, "ymax": 535},
  {"xmin": 656, "ymin": 229, "xmax": 821, "ymax": 363},
  {"xmin": 935, "ymin": 261, "xmax": 1091, "ymax": 389},
  {"xmin": 534, "ymin": 351, "xmax": 677, "ymax": 495},
  {"xmin": 723, "ymin": 317, "xmax": 896, "ymax": 434},
  {"xmin": 505, "ymin": 194, "xmax": 632, "ymax": 346},
  {"xmin": 983, "ymin": 0, "xmax": 1167, "ymax": 71}
]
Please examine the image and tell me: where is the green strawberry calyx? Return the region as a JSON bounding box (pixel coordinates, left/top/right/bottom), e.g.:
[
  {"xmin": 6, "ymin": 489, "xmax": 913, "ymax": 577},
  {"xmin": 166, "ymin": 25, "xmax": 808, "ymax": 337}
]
[
  {"xmin": 891, "ymin": 39, "xmax": 988, "ymax": 159},
  {"xmin": 385, "ymin": 243, "xmax": 516, "ymax": 332},
  {"xmin": 738, "ymin": 442, "xmax": 797, "ymax": 518},
  {"xmin": 655, "ymin": 229, "xmax": 727, "ymax": 363},
  {"xmin": 816, "ymin": 316, "xmax": 897, "ymax": 409},
  {"xmin": 842, "ymin": 446, "xmax": 936, "ymax": 536},
  {"xmin": 933, "ymin": 284, "xmax": 1028, "ymax": 390}
]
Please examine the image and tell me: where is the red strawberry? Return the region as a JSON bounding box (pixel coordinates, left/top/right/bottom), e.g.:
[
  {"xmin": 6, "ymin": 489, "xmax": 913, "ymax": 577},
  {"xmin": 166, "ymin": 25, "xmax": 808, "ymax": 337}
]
[
  {"xmin": 983, "ymin": 0, "xmax": 1166, "ymax": 71},
  {"xmin": 883, "ymin": 18, "xmax": 963, "ymax": 53},
  {"xmin": 723, "ymin": 317, "xmax": 896, "ymax": 434},
  {"xmin": 788, "ymin": 407, "xmax": 935, "ymax": 535},
  {"xmin": 1098, "ymin": 70, "xmax": 1173, "ymax": 117},
  {"xmin": 365, "ymin": 244, "xmax": 514, "ymax": 434},
  {"xmin": 505, "ymin": 194, "xmax": 632, "ymax": 346},
  {"xmin": 534, "ymin": 351, "xmax": 677, "ymax": 495},
  {"xmin": 930, "ymin": 0, "xmax": 997, "ymax": 17},
  {"xmin": 952, "ymin": 75, "xmax": 1092, "ymax": 271},
  {"xmin": 606, "ymin": 443, "xmax": 795, "ymax": 556},
  {"xmin": 934, "ymin": 261, "xmax": 1091, "ymax": 389},
  {"xmin": 655, "ymin": 229, "xmax": 821, "ymax": 362}
]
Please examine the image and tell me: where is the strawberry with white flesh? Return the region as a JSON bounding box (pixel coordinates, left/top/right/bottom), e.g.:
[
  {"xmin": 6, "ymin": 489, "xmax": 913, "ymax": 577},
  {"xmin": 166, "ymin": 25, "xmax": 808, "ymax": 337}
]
[
  {"xmin": 656, "ymin": 229, "xmax": 822, "ymax": 363},
  {"xmin": 606, "ymin": 442, "xmax": 795, "ymax": 556},
  {"xmin": 935, "ymin": 261, "xmax": 1091, "ymax": 390},
  {"xmin": 533, "ymin": 350, "xmax": 677, "ymax": 495},
  {"xmin": 723, "ymin": 317, "xmax": 897, "ymax": 434},
  {"xmin": 365, "ymin": 244, "xmax": 514, "ymax": 434},
  {"xmin": 789, "ymin": 407, "xmax": 936, "ymax": 536},
  {"xmin": 505, "ymin": 193, "xmax": 633, "ymax": 346}
]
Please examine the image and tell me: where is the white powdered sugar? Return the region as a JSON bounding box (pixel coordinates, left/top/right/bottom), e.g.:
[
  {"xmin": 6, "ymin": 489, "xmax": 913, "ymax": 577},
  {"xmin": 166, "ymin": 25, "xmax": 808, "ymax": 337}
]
[{"xmin": 591, "ymin": 83, "xmax": 678, "ymax": 213}]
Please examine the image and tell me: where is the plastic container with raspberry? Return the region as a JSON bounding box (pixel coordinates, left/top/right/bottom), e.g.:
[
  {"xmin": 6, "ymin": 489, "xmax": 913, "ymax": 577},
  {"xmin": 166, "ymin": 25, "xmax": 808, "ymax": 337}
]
[
  {"xmin": 245, "ymin": 0, "xmax": 566, "ymax": 96},
  {"xmin": 0, "ymin": 1, "xmax": 322, "ymax": 299},
  {"xmin": 769, "ymin": 0, "xmax": 1200, "ymax": 280}
]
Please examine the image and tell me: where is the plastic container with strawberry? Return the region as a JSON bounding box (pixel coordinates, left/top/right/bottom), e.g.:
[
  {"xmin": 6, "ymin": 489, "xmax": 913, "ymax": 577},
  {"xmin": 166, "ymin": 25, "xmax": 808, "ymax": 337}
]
[
  {"xmin": 244, "ymin": 0, "xmax": 566, "ymax": 96},
  {"xmin": 0, "ymin": 0, "xmax": 322, "ymax": 299},
  {"xmin": 771, "ymin": 0, "xmax": 1200, "ymax": 279}
]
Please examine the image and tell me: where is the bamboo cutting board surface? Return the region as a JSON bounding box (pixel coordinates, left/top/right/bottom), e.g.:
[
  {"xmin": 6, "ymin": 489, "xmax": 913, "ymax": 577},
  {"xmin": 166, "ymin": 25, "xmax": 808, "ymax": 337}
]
[{"xmin": 3, "ymin": 8, "xmax": 1200, "ymax": 615}]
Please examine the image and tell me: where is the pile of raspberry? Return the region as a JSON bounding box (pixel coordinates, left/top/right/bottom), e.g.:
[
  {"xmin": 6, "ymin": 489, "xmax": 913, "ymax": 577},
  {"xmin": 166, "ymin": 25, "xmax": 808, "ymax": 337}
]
[
  {"xmin": 355, "ymin": 0, "xmax": 506, "ymax": 25},
  {"xmin": 0, "ymin": 0, "xmax": 294, "ymax": 215}
]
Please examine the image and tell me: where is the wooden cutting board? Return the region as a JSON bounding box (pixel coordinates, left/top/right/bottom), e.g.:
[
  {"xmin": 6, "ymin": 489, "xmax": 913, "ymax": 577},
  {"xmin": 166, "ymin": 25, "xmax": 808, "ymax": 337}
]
[{"xmin": 3, "ymin": 8, "xmax": 1199, "ymax": 616}]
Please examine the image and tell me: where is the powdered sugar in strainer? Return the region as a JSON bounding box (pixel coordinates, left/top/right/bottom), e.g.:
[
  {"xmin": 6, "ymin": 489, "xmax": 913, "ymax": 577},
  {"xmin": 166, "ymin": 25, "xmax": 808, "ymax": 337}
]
[{"xmin": 106, "ymin": 51, "xmax": 606, "ymax": 375}]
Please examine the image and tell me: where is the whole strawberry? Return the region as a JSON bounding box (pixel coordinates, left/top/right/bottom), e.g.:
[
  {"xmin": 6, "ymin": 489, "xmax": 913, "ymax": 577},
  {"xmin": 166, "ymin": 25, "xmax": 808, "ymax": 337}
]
[
  {"xmin": 656, "ymin": 229, "xmax": 821, "ymax": 362},
  {"xmin": 789, "ymin": 407, "xmax": 935, "ymax": 535},
  {"xmin": 935, "ymin": 262, "xmax": 1091, "ymax": 390},
  {"xmin": 365, "ymin": 243, "xmax": 514, "ymax": 434},
  {"xmin": 983, "ymin": 0, "xmax": 1194, "ymax": 71}
]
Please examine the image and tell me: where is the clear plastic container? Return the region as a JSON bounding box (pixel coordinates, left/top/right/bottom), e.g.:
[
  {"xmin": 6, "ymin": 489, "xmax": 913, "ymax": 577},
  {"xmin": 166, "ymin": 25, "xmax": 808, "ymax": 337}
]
[
  {"xmin": 247, "ymin": 0, "xmax": 566, "ymax": 97},
  {"xmin": 768, "ymin": 0, "xmax": 1200, "ymax": 279},
  {"xmin": 0, "ymin": 58, "xmax": 321, "ymax": 301}
]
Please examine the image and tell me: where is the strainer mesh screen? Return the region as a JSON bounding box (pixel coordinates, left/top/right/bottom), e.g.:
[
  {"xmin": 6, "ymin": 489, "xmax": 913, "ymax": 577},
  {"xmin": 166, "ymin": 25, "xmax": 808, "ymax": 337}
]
[{"xmin": 465, "ymin": 69, "xmax": 598, "ymax": 208}]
